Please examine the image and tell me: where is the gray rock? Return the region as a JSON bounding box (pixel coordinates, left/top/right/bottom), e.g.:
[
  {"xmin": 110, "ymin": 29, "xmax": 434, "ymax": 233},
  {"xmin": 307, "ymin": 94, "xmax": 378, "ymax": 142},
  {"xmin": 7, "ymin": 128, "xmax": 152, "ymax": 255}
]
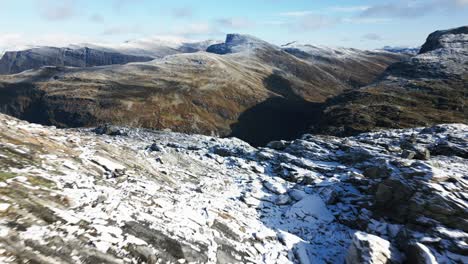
[
  {"xmin": 267, "ymin": 140, "xmax": 289, "ymax": 151},
  {"xmin": 94, "ymin": 124, "xmax": 128, "ymax": 136},
  {"xmin": 414, "ymin": 147, "xmax": 430, "ymax": 160},
  {"xmin": 148, "ymin": 143, "xmax": 164, "ymax": 152},
  {"xmin": 346, "ymin": 232, "xmax": 403, "ymax": 264},
  {"xmin": 363, "ymin": 166, "xmax": 391, "ymax": 179},
  {"xmin": 405, "ymin": 243, "xmax": 437, "ymax": 264},
  {"xmin": 401, "ymin": 150, "xmax": 416, "ymax": 159}
]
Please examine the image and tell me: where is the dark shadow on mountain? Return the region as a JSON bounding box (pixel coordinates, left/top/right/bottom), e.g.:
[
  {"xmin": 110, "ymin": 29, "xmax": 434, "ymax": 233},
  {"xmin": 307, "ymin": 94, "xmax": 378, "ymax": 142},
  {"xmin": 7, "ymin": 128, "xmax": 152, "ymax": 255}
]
[
  {"xmin": 229, "ymin": 73, "xmax": 324, "ymax": 146},
  {"xmin": 0, "ymin": 82, "xmax": 98, "ymax": 127}
]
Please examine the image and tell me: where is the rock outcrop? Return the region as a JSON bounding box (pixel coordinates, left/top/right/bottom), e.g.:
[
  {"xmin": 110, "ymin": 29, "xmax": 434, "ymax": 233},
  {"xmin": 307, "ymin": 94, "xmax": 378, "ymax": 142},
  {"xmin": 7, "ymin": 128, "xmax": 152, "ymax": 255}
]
[
  {"xmin": 0, "ymin": 113, "xmax": 466, "ymax": 263},
  {"xmin": 346, "ymin": 232, "xmax": 402, "ymax": 264},
  {"xmin": 0, "ymin": 47, "xmax": 154, "ymax": 75},
  {"xmin": 419, "ymin": 26, "xmax": 468, "ymax": 54}
]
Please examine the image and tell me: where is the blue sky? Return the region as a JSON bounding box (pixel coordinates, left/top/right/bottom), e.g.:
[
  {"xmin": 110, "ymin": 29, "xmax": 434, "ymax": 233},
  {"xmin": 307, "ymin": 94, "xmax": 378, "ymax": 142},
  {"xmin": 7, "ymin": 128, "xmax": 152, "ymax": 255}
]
[{"xmin": 0, "ymin": 0, "xmax": 467, "ymax": 51}]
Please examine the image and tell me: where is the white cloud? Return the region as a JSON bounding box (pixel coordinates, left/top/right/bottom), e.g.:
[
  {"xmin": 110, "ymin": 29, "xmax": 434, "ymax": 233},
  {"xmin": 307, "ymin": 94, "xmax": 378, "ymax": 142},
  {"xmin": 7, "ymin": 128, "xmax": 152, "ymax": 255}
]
[
  {"xmin": 172, "ymin": 22, "xmax": 220, "ymax": 36},
  {"xmin": 359, "ymin": 0, "xmax": 468, "ymax": 18},
  {"xmin": 0, "ymin": 33, "xmax": 95, "ymax": 53},
  {"xmin": 172, "ymin": 7, "xmax": 194, "ymax": 18},
  {"xmin": 279, "ymin": 11, "xmax": 315, "ymax": 17},
  {"xmin": 90, "ymin": 14, "xmax": 104, "ymax": 23},
  {"xmin": 362, "ymin": 33, "xmax": 383, "ymax": 41},
  {"xmin": 455, "ymin": 0, "xmax": 468, "ymax": 5},
  {"xmin": 101, "ymin": 25, "xmax": 142, "ymax": 36},
  {"xmin": 36, "ymin": 0, "xmax": 76, "ymax": 21},
  {"xmin": 216, "ymin": 17, "xmax": 254, "ymax": 29},
  {"xmin": 329, "ymin": 6, "xmax": 370, "ymax": 12}
]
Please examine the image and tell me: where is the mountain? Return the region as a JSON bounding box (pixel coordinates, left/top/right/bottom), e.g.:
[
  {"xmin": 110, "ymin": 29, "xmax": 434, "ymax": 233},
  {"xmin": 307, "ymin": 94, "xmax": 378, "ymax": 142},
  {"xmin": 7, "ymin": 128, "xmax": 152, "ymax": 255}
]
[
  {"xmin": 0, "ymin": 113, "xmax": 466, "ymax": 263},
  {"xmin": 281, "ymin": 42, "xmax": 406, "ymax": 88},
  {"xmin": 206, "ymin": 34, "xmax": 275, "ymax": 54},
  {"xmin": 78, "ymin": 37, "xmax": 221, "ymax": 58},
  {"xmin": 381, "ymin": 46, "xmax": 420, "ymax": 55},
  {"xmin": 0, "ymin": 34, "xmax": 405, "ymax": 146},
  {"xmin": 0, "ymin": 47, "xmax": 154, "ymax": 75},
  {"xmin": 313, "ymin": 26, "xmax": 468, "ymax": 136}
]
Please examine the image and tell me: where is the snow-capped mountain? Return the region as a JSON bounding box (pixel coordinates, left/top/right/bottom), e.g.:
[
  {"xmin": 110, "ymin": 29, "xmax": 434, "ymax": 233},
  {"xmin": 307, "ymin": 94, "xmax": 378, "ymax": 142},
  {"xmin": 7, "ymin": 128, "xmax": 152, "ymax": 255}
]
[{"xmin": 381, "ymin": 46, "xmax": 420, "ymax": 55}]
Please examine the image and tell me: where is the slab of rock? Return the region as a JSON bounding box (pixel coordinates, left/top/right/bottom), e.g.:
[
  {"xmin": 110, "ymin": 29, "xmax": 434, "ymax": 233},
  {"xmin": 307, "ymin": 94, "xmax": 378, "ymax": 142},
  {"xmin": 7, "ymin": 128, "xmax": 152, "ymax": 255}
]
[
  {"xmin": 405, "ymin": 243, "xmax": 438, "ymax": 264},
  {"xmin": 346, "ymin": 232, "xmax": 403, "ymax": 264}
]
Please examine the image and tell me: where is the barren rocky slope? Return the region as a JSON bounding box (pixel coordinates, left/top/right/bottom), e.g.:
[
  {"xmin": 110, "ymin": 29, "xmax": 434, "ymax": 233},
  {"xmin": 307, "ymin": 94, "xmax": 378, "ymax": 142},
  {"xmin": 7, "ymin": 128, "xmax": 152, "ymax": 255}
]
[
  {"xmin": 0, "ymin": 34, "xmax": 405, "ymax": 146},
  {"xmin": 0, "ymin": 113, "xmax": 466, "ymax": 263},
  {"xmin": 314, "ymin": 26, "xmax": 468, "ymax": 136}
]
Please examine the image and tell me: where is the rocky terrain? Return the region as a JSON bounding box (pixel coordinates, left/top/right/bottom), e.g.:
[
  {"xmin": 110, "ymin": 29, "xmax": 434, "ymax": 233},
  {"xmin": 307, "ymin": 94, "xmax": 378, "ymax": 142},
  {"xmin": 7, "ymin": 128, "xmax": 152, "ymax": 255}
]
[
  {"xmin": 0, "ymin": 47, "xmax": 154, "ymax": 75},
  {"xmin": 0, "ymin": 34, "xmax": 405, "ymax": 146},
  {"xmin": 314, "ymin": 26, "xmax": 468, "ymax": 136},
  {"xmin": 0, "ymin": 113, "xmax": 466, "ymax": 263}
]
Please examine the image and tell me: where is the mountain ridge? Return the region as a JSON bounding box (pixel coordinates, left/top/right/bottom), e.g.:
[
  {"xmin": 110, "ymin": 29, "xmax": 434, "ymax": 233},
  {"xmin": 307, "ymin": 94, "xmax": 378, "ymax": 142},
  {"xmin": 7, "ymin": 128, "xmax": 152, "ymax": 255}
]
[{"xmin": 0, "ymin": 33, "xmax": 407, "ymax": 145}]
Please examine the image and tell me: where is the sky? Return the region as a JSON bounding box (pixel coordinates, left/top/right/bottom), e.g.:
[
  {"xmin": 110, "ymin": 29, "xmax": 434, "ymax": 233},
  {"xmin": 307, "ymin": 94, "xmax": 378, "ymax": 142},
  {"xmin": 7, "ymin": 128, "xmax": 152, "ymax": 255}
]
[{"xmin": 0, "ymin": 0, "xmax": 467, "ymax": 52}]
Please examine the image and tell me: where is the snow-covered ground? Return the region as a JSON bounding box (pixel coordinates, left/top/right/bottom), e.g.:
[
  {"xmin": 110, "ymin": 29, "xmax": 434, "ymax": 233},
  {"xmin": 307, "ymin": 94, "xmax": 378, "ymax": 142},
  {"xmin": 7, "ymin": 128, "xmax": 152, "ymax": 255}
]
[{"xmin": 0, "ymin": 114, "xmax": 466, "ymax": 263}]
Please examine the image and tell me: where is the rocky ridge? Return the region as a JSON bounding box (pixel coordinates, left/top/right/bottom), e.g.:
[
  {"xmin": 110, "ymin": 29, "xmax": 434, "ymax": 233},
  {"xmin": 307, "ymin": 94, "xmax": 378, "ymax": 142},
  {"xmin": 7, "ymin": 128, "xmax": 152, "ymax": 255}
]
[
  {"xmin": 0, "ymin": 47, "xmax": 154, "ymax": 75},
  {"xmin": 0, "ymin": 113, "xmax": 466, "ymax": 263}
]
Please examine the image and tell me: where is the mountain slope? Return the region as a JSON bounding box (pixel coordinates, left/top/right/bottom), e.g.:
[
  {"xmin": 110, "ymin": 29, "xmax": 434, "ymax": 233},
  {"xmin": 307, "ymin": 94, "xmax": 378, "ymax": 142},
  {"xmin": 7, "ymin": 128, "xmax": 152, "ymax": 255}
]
[
  {"xmin": 313, "ymin": 26, "xmax": 468, "ymax": 136},
  {"xmin": 281, "ymin": 43, "xmax": 406, "ymax": 88},
  {"xmin": 0, "ymin": 34, "xmax": 404, "ymax": 145},
  {"xmin": 0, "ymin": 47, "xmax": 154, "ymax": 75},
  {"xmin": 0, "ymin": 113, "xmax": 466, "ymax": 263}
]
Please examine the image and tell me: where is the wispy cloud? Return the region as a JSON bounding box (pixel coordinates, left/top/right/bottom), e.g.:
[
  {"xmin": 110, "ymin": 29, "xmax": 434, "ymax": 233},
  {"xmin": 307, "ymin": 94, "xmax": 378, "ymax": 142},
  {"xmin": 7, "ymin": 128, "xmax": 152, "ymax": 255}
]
[
  {"xmin": 359, "ymin": 0, "xmax": 468, "ymax": 18},
  {"xmin": 279, "ymin": 11, "xmax": 315, "ymax": 17},
  {"xmin": 172, "ymin": 22, "xmax": 220, "ymax": 36},
  {"xmin": 172, "ymin": 7, "xmax": 194, "ymax": 18},
  {"xmin": 37, "ymin": 0, "xmax": 76, "ymax": 21},
  {"xmin": 329, "ymin": 6, "xmax": 370, "ymax": 12},
  {"xmin": 297, "ymin": 15, "xmax": 339, "ymax": 31},
  {"xmin": 362, "ymin": 33, "xmax": 383, "ymax": 41},
  {"xmin": 0, "ymin": 32, "xmax": 95, "ymax": 52},
  {"xmin": 101, "ymin": 25, "xmax": 142, "ymax": 36},
  {"xmin": 89, "ymin": 14, "xmax": 104, "ymax": 23},
  {"xmin": 216, "ymin": 17, "xmax": 254, "ymax": 29}
]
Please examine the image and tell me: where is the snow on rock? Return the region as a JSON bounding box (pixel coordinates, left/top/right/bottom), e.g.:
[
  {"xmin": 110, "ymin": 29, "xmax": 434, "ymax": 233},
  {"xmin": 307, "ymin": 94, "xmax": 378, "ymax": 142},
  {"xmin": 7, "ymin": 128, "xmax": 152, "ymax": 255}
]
[
  {"xmin": 0, "ymin": 113, "xmax": 466, "ymax": 263},
  {"xmin": 286, "ymin": 195, "xmax": 334, "ymax": 223}
]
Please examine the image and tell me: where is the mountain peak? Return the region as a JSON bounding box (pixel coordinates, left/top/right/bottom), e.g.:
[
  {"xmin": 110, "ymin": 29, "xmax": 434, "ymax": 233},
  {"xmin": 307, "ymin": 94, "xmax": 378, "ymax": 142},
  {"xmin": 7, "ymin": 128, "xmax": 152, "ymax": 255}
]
[
  {"xmin": 206, "ymin": 34, "xmax": 274, "ymax": 55},
  {"xmin": 419, "ymin": 26, "xmax": 468, "ymax": 54}
]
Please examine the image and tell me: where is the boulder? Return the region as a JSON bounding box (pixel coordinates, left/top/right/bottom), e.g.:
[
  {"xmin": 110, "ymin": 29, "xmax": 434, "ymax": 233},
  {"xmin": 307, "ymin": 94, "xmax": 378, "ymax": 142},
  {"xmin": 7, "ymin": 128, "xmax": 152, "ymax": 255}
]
[
  {"xmin": 93, "ymin": 124, "xmax": 128, "ymax": 136},
  {"xmin": 414, "ymin": 147, "xmax": 430, "ymax": 160},
  {"xmin": 267, "ymin": 140, "xmax": 290, "ymax": 151},
  {"xmin": 429, "ymin": 140, "xmax": 468, "ymax": 158},
  {"xmin": 148, "ymin": 143, "xmax": 164, "ymax": 152},
  {"xmin": 363, "ymin": 166, "xmax": 391, "ymax": 179},
  {"xmin": 405, "ymin": 243, "xmax": 437, "ymax": 264},
  {"xmin": 401, "ymin": 150, "xmax": 416, "ymax": 159},
  {"xmin": 345, "ymin": 232, "xmax": 403, "ymax": 264},
  {"xmin": 374, "ymin": 179, "xmax": 414, "ymax": 222}
]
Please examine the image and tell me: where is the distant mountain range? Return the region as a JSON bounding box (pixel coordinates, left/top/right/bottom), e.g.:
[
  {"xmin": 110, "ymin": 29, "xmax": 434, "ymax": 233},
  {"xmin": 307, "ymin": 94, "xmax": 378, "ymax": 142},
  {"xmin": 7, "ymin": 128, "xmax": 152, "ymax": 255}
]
[
  {"xmin": 0, "ymin": 26, "xmax": 466, "ymax": 146},
  {"xmin": 381, "ymin": 46, "xmax": 420, "ymax": 55}
]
